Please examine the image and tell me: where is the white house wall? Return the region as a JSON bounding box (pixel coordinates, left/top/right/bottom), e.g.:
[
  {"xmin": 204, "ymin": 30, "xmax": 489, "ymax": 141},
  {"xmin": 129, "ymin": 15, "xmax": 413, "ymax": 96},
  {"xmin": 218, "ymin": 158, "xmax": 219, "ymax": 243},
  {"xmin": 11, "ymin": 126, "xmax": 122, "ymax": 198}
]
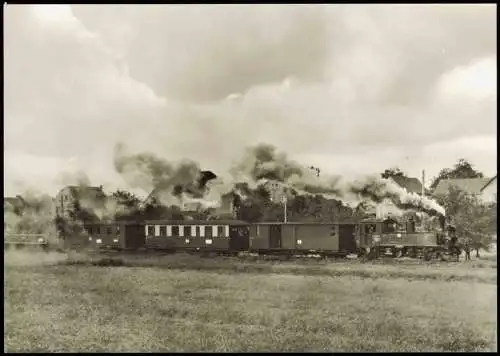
[{"xmin": 481, "ymin": 179, "xmax": 497, "ymax": 204}]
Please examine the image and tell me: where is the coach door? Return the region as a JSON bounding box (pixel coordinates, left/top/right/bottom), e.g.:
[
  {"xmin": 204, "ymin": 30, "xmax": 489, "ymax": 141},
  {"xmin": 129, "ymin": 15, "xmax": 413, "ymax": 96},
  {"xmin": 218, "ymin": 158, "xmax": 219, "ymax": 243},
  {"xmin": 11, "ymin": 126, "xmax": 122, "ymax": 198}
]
[
  {"xmin": 229, "ymin": 226, "xmax": 250, "ymax": 251},
  {"xmin": 269, "ymin": 224, "xmax": 282, "ymax": 249},
  {"xmin": 338, "ymin": 224, "xmax": 357, "ymax": 253}
]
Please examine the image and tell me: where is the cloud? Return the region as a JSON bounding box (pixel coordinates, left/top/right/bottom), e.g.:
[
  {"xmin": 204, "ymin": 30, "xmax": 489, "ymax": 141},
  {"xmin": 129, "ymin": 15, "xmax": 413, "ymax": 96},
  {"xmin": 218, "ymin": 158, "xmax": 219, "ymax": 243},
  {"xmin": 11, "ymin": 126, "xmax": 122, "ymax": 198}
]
[
  {"xmin": 435, "ymin": 56, "xmax": 496, "ymax": 102},
  {"xmin": 4, "ymin": 5, "xmax": 166, "ymax": 160},
  {"xmin": 4, "ymin": 4, "xmax": 497, "ymax": 196}
]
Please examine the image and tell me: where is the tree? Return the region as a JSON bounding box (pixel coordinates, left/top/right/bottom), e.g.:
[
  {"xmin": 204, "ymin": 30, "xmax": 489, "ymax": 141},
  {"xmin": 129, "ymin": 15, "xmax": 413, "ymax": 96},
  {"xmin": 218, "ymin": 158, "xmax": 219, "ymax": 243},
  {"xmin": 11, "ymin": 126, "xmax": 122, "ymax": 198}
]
[
  {"xmin": 431, "ymin": 158, "xmax": 484, "ymax": 189},
  {"xmin": 436, "ymin": 186, "xmax": 495, "ymax": 257},
  {"xmin": 381, "ymin": 167, "xmax": 406, "ymax": 179}
]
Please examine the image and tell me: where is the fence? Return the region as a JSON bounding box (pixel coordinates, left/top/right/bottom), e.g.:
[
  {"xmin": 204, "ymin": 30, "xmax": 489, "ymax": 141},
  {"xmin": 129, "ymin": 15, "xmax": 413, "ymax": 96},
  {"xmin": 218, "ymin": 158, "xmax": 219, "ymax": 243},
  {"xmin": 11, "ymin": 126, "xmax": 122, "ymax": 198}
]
[{"xmin": 4, "ymin": 233, "xmax": 51, "ymax": 245}]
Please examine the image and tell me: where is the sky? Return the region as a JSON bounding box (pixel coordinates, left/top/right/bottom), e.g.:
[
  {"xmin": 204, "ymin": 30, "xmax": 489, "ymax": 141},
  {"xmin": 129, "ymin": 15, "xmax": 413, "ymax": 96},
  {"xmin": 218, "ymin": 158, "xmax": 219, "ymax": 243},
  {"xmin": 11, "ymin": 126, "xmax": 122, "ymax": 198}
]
[{"xmin": 4, "ymin": 4, "xmax": 497, "ymax": 197}]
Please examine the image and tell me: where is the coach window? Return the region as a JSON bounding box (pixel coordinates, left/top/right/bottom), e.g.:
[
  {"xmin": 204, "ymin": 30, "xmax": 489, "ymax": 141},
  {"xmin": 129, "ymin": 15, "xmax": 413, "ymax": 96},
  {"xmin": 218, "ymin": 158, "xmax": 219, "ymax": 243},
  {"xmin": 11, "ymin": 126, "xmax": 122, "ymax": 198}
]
[
  {"xmin": 205, "ymin": 226, "xmax": 213, "ymax": 238},
  {"xmin": 106, "ymin": 227, "xmax": 113, "ymax": 235},
  {"xmin": 217, "ymin": 225, "xmax": 225, "ymax": 238},
  {"xmin": 96, "ymin": 227, "xmax": 101, "ymax": 235},
  {"xmin": 172, "ymin": 225, "xmax": 180, "ymax": 237},
  {"xmin": 184, "ymin": 226, "xmax": 191, "ymax": 237},
  {"xmin": 147, "ymin": 226, "xmax": 155, "ymax": 237},
  {"xmin": 88, "ymin": 227, "xmax": 93, "ymax": 234},
  {"xmin": 160, "ymin": 226, "xmax": 167, "ymax": 236},
  {"xmin": 199, "ymin": 226, "xmax": 205, "ymax": 237},
  {"xmin": 116, "ymin": 226, "xmax": 120, "ymax": 235}
]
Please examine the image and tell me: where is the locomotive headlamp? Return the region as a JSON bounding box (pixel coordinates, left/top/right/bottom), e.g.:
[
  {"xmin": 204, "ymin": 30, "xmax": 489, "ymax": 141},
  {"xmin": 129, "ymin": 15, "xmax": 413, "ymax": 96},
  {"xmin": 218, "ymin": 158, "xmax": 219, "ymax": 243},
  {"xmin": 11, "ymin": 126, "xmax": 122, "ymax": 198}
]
[
  {"xmin": 96, "ymin": 239, "xmax": 102, "ymax": 244},
  {"xmin": 185, "ymin": 239, "xmax": 190, "ymax": 244},
  {"xmin": 205, "ymin": 239, "xmax": 213, "ymax": 245},
  {"xmin": 113, "ymin": 239, "xmax": 119, "ymax": 243},
  {"xmin": 37, "ymin": 237, "xmax": 45, "ymax": 243},
  {"xmin": 397, "ymin": 233, "xmax": 402, "ymax": 238},
  {"xmin": 297, "ymin": 240, "xmax": 303, "ymax": 245}
]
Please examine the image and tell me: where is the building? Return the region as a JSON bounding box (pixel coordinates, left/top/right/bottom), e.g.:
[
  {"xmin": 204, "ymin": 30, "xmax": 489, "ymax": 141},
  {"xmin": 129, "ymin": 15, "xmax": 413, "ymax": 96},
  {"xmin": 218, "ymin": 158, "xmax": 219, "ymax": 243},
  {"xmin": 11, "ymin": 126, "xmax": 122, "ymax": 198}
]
[
  {"xmin": 480, "ymin": 175, "xmax": 497, "ymax": 204},
  {"xmin": 433, "ymin": 177, "xmax": 494, "ymax": 201},
  {"xmin": 55, "ymin": 185, "xmax": 107, "ymax": 220},
  {"xmin": 4, "ymin": 195, "xmax": 26, "ymax": 214}
]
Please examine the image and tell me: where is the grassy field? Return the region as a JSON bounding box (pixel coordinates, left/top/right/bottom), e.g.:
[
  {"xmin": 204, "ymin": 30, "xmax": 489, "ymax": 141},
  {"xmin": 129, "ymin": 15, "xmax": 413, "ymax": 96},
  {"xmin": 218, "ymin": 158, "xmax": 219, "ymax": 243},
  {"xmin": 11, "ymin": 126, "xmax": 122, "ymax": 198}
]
[{"xmin": 4, "ymin": 251, "xmax": 497, "ymax": 352}]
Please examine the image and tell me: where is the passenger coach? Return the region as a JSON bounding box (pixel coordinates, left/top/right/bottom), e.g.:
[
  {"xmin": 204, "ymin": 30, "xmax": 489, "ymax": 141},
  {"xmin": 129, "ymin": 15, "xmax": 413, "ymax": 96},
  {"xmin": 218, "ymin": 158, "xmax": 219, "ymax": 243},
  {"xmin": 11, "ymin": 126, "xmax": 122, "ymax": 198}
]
[
  {"xmin": 82, "ymin": 221, "xmax": 145, "ymax": 250},
  {"xmin": 249, "ymin": 222, "xmax": 358, "ymax": 256},
  {"xmin": 144, "ymin": 220, "xmax": 251, "ymax": 253}
]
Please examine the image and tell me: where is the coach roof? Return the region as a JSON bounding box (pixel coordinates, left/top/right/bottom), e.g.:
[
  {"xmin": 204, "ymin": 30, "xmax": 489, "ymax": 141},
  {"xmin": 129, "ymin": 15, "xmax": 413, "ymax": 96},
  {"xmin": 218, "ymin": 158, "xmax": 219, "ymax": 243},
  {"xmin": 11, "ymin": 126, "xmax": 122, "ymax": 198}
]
[{"xmin": 144, "ymin": 219, "xmax": 249, "ymax": 226}]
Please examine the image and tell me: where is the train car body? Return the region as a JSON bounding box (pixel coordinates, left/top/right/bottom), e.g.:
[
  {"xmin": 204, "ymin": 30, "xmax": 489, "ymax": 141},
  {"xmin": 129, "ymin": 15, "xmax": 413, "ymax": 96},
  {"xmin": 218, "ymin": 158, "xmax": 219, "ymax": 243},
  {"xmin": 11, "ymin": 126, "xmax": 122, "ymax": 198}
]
[
  {"xmin": 83, "ymin": 221, "xmax": 145, "ymax": 251},
  {"xmin": 249, "ymin": 222, "xmax": 358, "ymax": 256},
  {"xmin": 143, "ymin": 220, "xmax": 250, "ymax": 253}
]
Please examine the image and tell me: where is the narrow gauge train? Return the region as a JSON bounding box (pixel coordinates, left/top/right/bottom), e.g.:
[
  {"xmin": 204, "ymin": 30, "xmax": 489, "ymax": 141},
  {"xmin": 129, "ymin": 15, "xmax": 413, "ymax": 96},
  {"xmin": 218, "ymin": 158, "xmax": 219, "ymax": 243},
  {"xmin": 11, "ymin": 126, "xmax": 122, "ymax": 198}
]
[{"xmin": 57, "ymin": 216, "xmax": 455, "ymax": 260}]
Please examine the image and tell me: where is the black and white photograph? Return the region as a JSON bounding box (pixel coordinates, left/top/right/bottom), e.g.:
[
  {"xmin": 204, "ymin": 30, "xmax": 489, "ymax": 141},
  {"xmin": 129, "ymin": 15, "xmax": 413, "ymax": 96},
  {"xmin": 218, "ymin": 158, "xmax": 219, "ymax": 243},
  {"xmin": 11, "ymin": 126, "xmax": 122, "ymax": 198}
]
[{"xmin": 4, "ymin": 3, "xmax": 497, "ymax": 352}]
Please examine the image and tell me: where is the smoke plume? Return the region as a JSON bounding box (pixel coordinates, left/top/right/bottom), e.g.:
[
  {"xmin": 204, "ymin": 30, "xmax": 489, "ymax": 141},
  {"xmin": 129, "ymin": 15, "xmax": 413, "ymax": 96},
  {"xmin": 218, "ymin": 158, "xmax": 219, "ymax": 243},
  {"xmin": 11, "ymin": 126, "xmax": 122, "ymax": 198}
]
[
  {"xmin": 113, "ymin": 143, "xmax": 218, "ymax": 209},
  {"xmin": 349, "ymin": 176, "xmax": 446, "ymax": 216},
  {"xmin": 109, "ymin": 142, "xmax": 445, "ymax": 220},
  {"xmin": 231, "ymin": 143, "xmax": 344, "ymax": 198},
  {"xmin": 4, "ymin": 190, "xmax": 57, "ymax": 241}
]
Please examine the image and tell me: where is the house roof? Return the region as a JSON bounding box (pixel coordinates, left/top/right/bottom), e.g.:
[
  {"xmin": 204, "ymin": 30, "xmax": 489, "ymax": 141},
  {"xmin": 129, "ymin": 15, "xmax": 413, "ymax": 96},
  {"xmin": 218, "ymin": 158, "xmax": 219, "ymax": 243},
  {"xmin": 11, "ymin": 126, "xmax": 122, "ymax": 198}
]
[
  {"xmin": 390, "ymin": 176, "xmax": 423, "ymax": 195},
  {"xmin": 480, "ymin": 175, "xmax": 497, "ymax": 192},
  {"xmin": 4, "ymin": 196, "xmax": 25, "ymax": 209},
  {"xmin": 433, "ymin": 178, "xmax": 492, "ymax": 196}
]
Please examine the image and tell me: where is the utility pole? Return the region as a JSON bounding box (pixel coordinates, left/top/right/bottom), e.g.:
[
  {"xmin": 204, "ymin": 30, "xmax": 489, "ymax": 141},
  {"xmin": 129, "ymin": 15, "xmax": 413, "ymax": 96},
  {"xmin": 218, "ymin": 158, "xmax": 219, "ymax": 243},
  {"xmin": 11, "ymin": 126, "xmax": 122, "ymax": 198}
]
[
  {"xmin": 282, "ymin": 195, "xmax": 288, "ymax": 223},
  {"xmin": 422, "ymin": 169, "xmax": 425, "ymax": 197}
]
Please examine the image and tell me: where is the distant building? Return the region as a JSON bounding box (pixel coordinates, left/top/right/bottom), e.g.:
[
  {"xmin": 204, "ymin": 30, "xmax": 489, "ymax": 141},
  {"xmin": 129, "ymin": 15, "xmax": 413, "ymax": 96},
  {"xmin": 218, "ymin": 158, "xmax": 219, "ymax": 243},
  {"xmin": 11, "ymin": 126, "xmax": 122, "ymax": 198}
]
[
  {"xmin": 433, "ymin": 177, "xmax": 494, "ymax": 200},
  {"xmin": 480, "ymin": 175, "xmax": 497, "ymax": 204},
  {"xmin": 4, "ymin": 195, "xmax": 26, "ymax": 213},
  {"xmin": 55, "ymin": 185, "xmax": 107, "ymax": 220}
]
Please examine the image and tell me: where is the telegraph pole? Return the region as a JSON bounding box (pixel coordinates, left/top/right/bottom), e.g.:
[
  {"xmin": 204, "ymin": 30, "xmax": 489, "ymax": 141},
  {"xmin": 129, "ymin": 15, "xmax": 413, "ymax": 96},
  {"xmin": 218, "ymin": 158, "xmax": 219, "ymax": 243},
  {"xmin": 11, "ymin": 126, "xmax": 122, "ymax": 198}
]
[{"xmin": 282, "ymin": 195, "xmax": 288, "ymax": 223}]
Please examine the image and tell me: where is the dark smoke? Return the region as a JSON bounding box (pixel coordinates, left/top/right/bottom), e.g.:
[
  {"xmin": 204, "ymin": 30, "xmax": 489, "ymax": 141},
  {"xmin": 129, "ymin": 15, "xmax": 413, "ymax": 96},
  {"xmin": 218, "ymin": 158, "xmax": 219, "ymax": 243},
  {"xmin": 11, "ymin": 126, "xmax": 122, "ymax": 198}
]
[
  {"xmin": 113, "ymin": 143, "xmax": 218, "ymax": 208},
  {"xmin": 232, "ymin": 143, "xmax": 343, "ymax": 198}
]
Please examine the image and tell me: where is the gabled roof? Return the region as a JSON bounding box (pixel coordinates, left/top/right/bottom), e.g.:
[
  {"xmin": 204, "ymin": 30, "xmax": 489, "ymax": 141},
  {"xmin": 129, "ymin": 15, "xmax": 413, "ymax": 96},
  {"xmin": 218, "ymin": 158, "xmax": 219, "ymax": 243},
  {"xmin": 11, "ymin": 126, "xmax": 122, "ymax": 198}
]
[
  {"xmin": 480, "ymin": 175, "xmax": 497, "ymax": 192},
  {"xmin": 390, "ymin": 176, "xmax": 423, "ymax": 195},
  {"xmin": 433, "ymin": 178, "xmax": 492, "ymax": 196},
  {"xmin": 4, "ymin": 195, "xmax": 26, "ymax": 209}
]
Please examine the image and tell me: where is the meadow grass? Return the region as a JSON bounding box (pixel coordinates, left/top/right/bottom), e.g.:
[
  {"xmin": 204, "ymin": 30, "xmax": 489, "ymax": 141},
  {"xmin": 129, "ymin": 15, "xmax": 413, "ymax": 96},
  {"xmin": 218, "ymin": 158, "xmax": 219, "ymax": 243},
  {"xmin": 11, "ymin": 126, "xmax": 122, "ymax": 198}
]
[{"xmin": 4, "ymin": 251, "xmax": 497, "ymax": 352}]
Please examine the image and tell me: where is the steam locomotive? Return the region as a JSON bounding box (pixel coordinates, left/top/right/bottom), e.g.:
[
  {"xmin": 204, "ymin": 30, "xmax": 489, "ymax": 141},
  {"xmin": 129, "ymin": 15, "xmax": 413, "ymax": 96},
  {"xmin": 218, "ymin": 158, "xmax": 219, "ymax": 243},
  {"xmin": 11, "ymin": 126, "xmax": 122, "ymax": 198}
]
[{"xmin": 54, "ymin": 215, "xmax": 459, "ymax": 261}]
